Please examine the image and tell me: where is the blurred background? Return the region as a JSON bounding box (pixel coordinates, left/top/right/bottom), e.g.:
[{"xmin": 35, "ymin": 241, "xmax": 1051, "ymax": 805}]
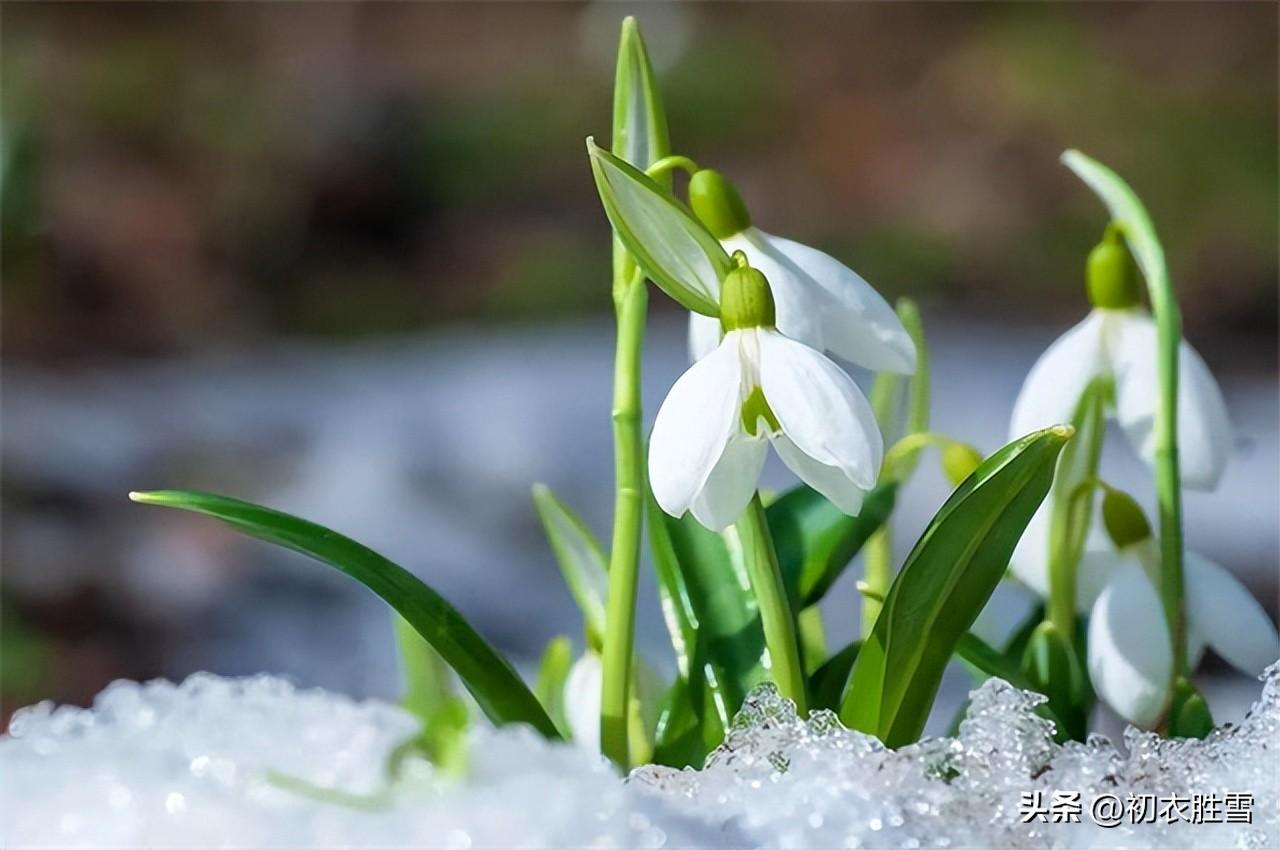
[{"xmin": 2, "ymin": 2, "xmax": 1276, "ymax": 734}]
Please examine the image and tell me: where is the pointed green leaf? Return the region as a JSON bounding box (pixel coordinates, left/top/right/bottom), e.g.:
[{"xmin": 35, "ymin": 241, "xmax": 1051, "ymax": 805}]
[
  {"xmin": 840, "ymin": 426, "xmax": 1072, "ymax": 747},
  {"xmin": 587, "ymin": 139, "xmax": 728, "ymax": 316},
  {"xmin": 531, "ymin": 484, "xmax": 608, "ymax": 648},
  {"xmin": 647, "ymin": 496, "xmax": 765, "ymax": 741},
  {"xmin": 768, "ymin": 482, "xmax": 897, "ymax": 609},
  {"xmin": 130, "ymin": 489, "xmax": 560, "ymax": 739},
  {"xmin": 534, "ymin": 635, "xmax": 574, "ymax": 738},
  {"xmin": 612, "ymin": 17, "xmax": 669, "ymax": 181},
  {"xmin": 810, "ymin": 639, "xmax": 861, "ymax": 711}
]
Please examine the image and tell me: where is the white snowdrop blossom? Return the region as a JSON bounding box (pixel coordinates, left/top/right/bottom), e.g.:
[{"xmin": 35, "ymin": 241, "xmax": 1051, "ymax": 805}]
[
  {"xmin": 650, "ymin": 262, "xmax": 883, "ymax": 531},
  {"xmin": 686, "ymin": 169, "xmax": 916, "ymax": 374},
  {"xmin": 1010, "ymin": 227, "xmax": 1232, "ymax": 489},
  {"xmin": 1010, "ymin": 501, "xmax": 1279, "ymax": 727}
]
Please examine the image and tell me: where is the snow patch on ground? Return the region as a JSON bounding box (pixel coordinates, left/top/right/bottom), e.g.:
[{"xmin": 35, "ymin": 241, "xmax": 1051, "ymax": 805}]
[{"xmin": 3, "ymin": 666, "xmax": 1276, "ymax": 849}]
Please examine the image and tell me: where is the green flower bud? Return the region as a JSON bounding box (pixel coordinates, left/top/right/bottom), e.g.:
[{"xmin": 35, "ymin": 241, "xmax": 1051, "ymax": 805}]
[
  {"xmin": 719, "ymin": 257, "xmax": 776, "ymax": 332},
  {"xmin": 689, "ymin": 169, "xmax": 751, "ymax": 239},
  {"xmin": 941, "ymin": 442, "xmax": 984, "ymax": 486},
  {"xmin": 1101, "ymin": 487, "xmax": 1152, "ymax": 550},
  {"xmin": 1086, "ymin": 225, "xmax": 1142, "ymax": 310},
  {"xmin": 1167, "ymin": 676, "xmax": 1214, "ymax": 739}
]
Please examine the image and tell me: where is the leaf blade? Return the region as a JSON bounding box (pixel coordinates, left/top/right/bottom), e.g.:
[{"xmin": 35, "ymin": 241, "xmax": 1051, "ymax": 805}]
[
  {"xmin": 130, "ymin": 489, "xmax": 560, "ymax": 739},
  {"xmin": 531, "ymin": 484, "xmax": 609, "ymax": 648},
  {"xmin": 840, "ymin": 426, "xmax": 1071, "ymax": 746}
]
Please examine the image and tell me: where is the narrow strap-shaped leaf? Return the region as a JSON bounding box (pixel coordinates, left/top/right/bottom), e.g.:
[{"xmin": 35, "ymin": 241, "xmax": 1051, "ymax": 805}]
[
  {"xmin": 840, "ymin": 426, "xmax": 1071, "ymax": 746},
  {"xmin": 647, "ymin": 495, "xmax": 765, "ymax": 731},
  {"xmin": 587, "ymin": 139, "xmax": 728, "ymax": 316},
  {"xmin": 531, "ymin": 484, "xmax": 609, "ymax": 648},
  {"xmin": 534, "ymin": 636, "xmax": 574, "ymax": 738},
  {"xmin": 768, "ymin": 482, "xmax": 897, "ymax": 609},
  {"xmin": 130, "ymin": 489, "xmax": 560, "ymax": 739},
  {"xmin": 810, "ymin": 639, "xmax": 861, "ymax": 711}
]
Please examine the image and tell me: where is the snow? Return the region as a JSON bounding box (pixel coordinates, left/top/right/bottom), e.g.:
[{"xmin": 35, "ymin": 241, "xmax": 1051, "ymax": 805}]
[{"xmin": 3, "ymin": 665, "xmax": 1277, "ymax": 849}]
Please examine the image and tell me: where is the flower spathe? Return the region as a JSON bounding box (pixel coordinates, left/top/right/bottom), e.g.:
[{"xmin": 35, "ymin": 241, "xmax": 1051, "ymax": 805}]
[
  {"xmin": 650, "ymin": 324, "xmax": 883, "ymax": 531},
  {"xmin": 1010, "ymin": 306, "xmax": 1232, "ymax": 489}
]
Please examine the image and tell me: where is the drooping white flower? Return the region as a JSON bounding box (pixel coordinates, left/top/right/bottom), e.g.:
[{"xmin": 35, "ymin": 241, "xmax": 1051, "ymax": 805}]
[
  {"xmin": 685, "ymin": 169, "xmax": 916, "ymax": 374},
  {"xmin": 650, "ymin": 261, "xmax": 882, "ymax": 531},
  {"xmin": 1010, "ymin": 231, "xmax": 1232, "ymax": 489},
  {"xmin": 1011, "ymin": 496, "xmax": 1279, "ymax": 727}
]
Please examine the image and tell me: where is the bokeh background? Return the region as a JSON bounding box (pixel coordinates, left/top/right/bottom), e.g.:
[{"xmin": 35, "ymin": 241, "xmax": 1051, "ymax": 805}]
[{"xmin": 3, "ymin": 2, "xmax": 1276, "ymax": 733}]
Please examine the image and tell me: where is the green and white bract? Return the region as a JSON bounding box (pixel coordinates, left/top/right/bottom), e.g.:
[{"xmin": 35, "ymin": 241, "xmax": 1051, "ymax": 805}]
[
  {"xmin": 649, "ymin": 325, "xmax": 882, "ymax": 530},
  {"xmin": 1010, "ymin": 306, "xmax": 1232, "ymax": 489}
]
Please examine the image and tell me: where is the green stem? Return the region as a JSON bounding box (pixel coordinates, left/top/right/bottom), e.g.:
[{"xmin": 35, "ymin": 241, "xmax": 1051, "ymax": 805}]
[
  {"xmin": 1133, "ymin": 228, "xmax": 1187, "ymax": 679},
  {"xmin": 736, "ymin": 493, "xmax": 808, "ymax": 713},
  {"xmin": 645, "ymin": 155, "xmax": 700, "ymax": 181},
  {"xmin": 599, "ymin": 268, "xmax": 647, "ymax": 769}
]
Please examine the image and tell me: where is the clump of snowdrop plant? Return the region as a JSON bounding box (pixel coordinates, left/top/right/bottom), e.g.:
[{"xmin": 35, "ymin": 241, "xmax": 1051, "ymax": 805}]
[{"xmin": 128, "ymin": 17, "xmax": 1276, "ymax": 780}]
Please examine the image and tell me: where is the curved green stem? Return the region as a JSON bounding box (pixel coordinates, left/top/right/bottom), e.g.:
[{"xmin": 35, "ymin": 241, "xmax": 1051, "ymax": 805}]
[
  {"xmin": 736, "ymin": 493, "xmax": 808, "ymax": 713},
  {"xmin": 645, "ymin": 155, "xmax": 700, "ymax": 181}
]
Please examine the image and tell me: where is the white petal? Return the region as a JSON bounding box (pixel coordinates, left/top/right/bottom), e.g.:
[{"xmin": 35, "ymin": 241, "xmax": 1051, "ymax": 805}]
[
  {"xmin": 723, "ymin": 229, "xmax": 826, "ymax": 353},
  {"xmin": 772, "ymin": 433, "xmax": 867, "ymax": 516},
  {"xmin": 1008, "ymin": 499, "xmax": 1130, "ymax": 612},
  {"xmin": 1087, "ymin": 564, "xmax": 1172, "ymax": 727},
  {"xmin": 755, "ymin": 330, "xmax": 882, "ymax": 488},
  {"xmin": 760, "ymin": 230, "xmax": 916, "ymax": 373},
  {"xmin": 1184, "ymin": 551, "xmax": 1280, "ymax": 676},
  {"xmin": 1009, "ymin": 312, "xmax": 1108, "ymax": 441},
  {"xmin": 1108, "ymin": 310, "xmax": 1233, "ymax": 490},
  {"xmin": 648, "ymin": 338, "xmax": 742, "ymax": 518},
  {"xmin": 690, "ymin": 435, "xmax": 768, "ymax": 531},
  {"xmin": 563, "ymin": 653, "xmax": 602, "ymax": 754},
  {"xmin": 688, "ymin": 312, "xmax": 722, "ymax": 363}
]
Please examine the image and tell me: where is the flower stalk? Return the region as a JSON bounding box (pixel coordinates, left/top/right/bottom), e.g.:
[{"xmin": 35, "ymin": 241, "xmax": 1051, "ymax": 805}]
[
  {"xmin": 599, "ymin": 17, "xmax": 669, "ymax": 770},
  {"xmin": 734, "ymin": 493, "xmax": 808, "ymax": 713},
  {"xmin": 1060, "ymin": 150, "xmax": 1190, "ymax": 684}
]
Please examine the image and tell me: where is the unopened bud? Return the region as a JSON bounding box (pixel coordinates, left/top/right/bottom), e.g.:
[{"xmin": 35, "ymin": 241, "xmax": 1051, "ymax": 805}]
[
  {"xmin": 1101, "ymin": 487, "xmax": 1152, "ymax": 550},
  {"xmin": 719, "ymin": 257, "xmax": 776, "ymax": 332},
  {"xmin": 941, "ymin": 442, "xmax": 984, "ymax": 486},
  {"xmin": 1086, "ymin": 225, "xmax": 1142, "ymax": 310},
  {"xmin": 689, "ymin": 169, "xmax": 751, "ymax": 239}
]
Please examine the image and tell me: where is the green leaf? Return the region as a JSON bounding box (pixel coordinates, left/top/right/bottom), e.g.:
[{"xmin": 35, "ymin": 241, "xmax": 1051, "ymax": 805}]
[
  {"xmin": 810, "ymin": 639, "xmax": 861, "ymax": 711},
  {"xmin": 130, "ymin": 489, "xmax": 560, "ymax": 739},
  {"xmin": 611, "ymin": 18, "xmax": 669, "ymax": 182},
  {"xmin": 768, "ymin": 482, "xmax": 897, "ymax": 609},
  {"xmin": 531, "ymin": 484, "xmax": 608, "ymax": 649},
  {"xmin": 611, "ymin": 17, "xmax": 671, "ymax": 286},
  {"xmin": 534, "ymin": 636, "xmax": 574, "ymax": 738},
  {"xmin": 587, "ymin": 139, "xmax": 729, "ymax": 316},
  {"xmin": 840, "ymin": 426, "xmax": 1072, "ymax": 747},
  {"xmin": 393, "ymin": 614, "xmax": 470, "ymax": 771},
  {"xmin": 647, "ymin": 496, "xmax": 765, "ymax": 742}
]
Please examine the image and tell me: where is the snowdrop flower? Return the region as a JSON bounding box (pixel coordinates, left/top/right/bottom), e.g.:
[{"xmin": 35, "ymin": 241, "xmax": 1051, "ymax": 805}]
[
  {"xmin": 650, "ymin": 257, "xmax": 882, "ymax": 530},
  {"xmin": 685, "ymin": 169, "xmax": 916, "ymax": 374},
  {"xmin": 1010, "ymin": 227, "xmax": 1232, "ymax": 489},
  {"xmin": 1014, "ymin": 490, "xmax": 1279, "ymax": 727}
]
